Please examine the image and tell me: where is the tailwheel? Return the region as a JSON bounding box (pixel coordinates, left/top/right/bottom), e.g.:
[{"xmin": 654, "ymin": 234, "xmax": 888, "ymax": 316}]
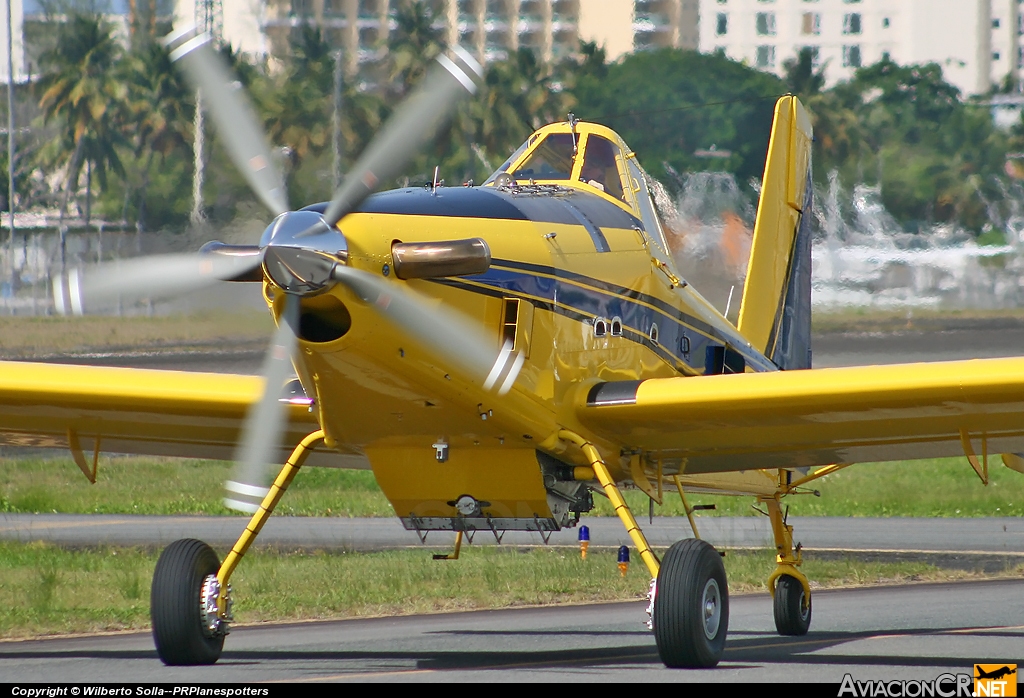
[
  {"xmin": 151, "ymin": 539, "xmax": 227, "ymax": 666},
  {"xmin": 773, "ymin": 574, "xmax": 811, "ymax": 636},
  {"xmin": 653, "ymin": 538, "xmax": 729, "ymax": 668}
]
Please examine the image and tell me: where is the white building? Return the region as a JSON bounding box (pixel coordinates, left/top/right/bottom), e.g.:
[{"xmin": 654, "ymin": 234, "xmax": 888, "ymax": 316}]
[
  {"xmin": 0, "ymin": 0, "xmax": 699, "ymax": 81},
  {"xmin": 699, "ymin": 0, "xmax": 1019, "ymax": 97},
  {"xmin": 9, "ymin": 0, "xmax": 1024, "ymax": 97},
  {"xmin": 169, "ymin": 0, "xmax": 698, "ymax": 76},
  {"xmin": 1, "ymin": 0, "xmax": 25, "ymax": 84}
]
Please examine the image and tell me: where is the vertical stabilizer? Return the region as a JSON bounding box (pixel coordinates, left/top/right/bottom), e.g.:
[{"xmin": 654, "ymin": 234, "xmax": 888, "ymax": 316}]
[{"xmin": 736, "ymin": 96, "xmax": 813, "ymax": 370}]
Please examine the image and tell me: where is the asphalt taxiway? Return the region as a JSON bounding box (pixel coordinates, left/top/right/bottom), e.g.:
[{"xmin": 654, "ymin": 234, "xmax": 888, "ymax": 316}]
[
  {"xmin": 22, "ymin": 317, "xmax": 1024, "ymax": 375},
  {"xmin": 5, "ymin": 514, "xmax": 1024, "ymax": 558},
  {"xmin": 1, "ymin": 579, "xmax": 1021, "ymax": 682},
  {"xmin": 4, "ymin": 323, "xmax": 1024, "ymax": 680}
]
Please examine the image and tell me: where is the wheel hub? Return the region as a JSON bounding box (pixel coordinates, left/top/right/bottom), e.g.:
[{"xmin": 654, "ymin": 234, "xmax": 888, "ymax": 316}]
[
  {"xmin": 702, "ymin": 578, "xmax": 721, "ymax": 639},
  {"xmin": 199, "ymin": 574, "xmax": 231, "ymax": 638}
]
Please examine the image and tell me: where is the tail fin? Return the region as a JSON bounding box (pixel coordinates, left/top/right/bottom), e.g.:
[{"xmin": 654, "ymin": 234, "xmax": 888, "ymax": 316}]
[{"xmin": 736, "ymin": 95, "xmax": 814, "ymax": 370}]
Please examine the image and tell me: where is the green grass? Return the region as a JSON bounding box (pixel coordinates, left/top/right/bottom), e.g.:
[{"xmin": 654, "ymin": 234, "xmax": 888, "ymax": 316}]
[
  {"xmin": 4, "ymin": 455, "xmax": 1022, "ymax": 518},
  {"xmin": 811, "ymin": 307, "xmax": 1024, "ymax": 334},
  {"xmin": 596, "ymin": 458, "xmax": 1024, "ymax": 519},
  {"xmin": 0, "ymin": 541, "xmax": 989, "ymax": 640},
  {"xmin": 0, "ymin": 456, "xmax": 394, "ymax": 517}
]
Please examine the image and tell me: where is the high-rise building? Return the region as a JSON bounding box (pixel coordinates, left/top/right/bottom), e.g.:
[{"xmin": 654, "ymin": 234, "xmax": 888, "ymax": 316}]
[
  {"xmin": 699, "ymin": 0, "xmax": 1019, "ymax": 97},
  {"xmin": 171, "ymin": 0, "xmax": 697, "ymax": 76},
  {"xmin": 0, "ymin": 0, "xmax": 25, "ymax": 84},
  {"xmin": 3, "ymin": 0, "xmax": 697, "ymax": 83},
  {"xmin": 8, "ymin": 0, "xmax": 1024, "ymax": 97},
  {"xmin": 7, "ymin": 0, "xmax": 175, "ymax": 83}
]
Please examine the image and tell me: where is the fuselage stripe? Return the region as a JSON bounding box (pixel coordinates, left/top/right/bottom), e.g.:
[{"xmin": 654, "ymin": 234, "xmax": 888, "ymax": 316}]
[
  {"xmin": 431, "ymin": 276, "xmax": 698, "ymax": 375},
  {"xmin": 480, "ymin": 259, "xmax": 776, "ymax": 373}
]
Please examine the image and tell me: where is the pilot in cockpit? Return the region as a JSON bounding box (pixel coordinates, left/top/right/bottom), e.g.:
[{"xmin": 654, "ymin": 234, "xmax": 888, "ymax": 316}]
[{"xmin": 579, "ymin": 136, "xmax": 626, "ymax": 202}]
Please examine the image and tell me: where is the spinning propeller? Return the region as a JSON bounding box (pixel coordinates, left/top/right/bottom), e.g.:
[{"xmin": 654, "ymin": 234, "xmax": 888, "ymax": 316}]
[{"xmin": 51, "ymin": 28, "xmax": 506, "ymax": 513}]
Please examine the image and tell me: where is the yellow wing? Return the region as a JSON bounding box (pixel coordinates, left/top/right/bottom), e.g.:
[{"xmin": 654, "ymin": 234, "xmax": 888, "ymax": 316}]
[
  {"xmin": 0, "ymin": 361, "xmax": 344, "ymax": 466},
  {"xmin": 578, "ymin": 357, "xmax": 1024, "ymax": 474}
]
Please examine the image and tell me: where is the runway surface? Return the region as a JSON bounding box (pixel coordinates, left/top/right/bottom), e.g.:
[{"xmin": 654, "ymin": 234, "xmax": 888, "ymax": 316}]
[
  {"xmin": 812, "ymin": 323, "xmax": 1024, "ymax": 368},
  {"xmin": 5, "ymin": 513, "xmax": 1024, "ymax": 557},
  {"xmin": 21, "ymin": 321, "xmax": 1024, "ymax": 374},
  {"xmin": 5, "ymin": 323, "xmax": 1024, "ymax": 681},
  {"xmin": 2, "ymin": 579, "xmax": 1022, "ymax": 682}
]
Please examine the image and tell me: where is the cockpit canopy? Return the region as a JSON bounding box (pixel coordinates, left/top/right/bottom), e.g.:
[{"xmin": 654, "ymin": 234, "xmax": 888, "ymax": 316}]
[{"xmin": 484, "ymin": 121, "xmax": 671, "ymax": 253}]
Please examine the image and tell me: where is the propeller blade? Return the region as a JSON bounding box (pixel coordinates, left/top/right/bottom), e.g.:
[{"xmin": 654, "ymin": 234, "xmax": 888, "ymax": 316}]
[
  {"xmin": 223, "ymin": 295, "xmax": 300, "ymax": 513},
  {"xmin": 165, "ymin": 27, "xmax": 289, "ymax": 217},
  {"xmin": 331, "ymin": 265, "xmax": 523, "ymax": 394},
  {"xmin": 52, "ymin": 253, "xmax": 262, "ymax": 315},
  {"xmin": 319, "ymin": 46, "xmax": 483, "ymax": 228}
]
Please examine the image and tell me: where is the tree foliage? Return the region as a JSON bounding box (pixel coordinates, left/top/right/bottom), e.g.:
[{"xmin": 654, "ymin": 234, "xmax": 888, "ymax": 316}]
[
  {"xmin": 18, "ymin": 8, "xmax": 1021, "ymax": 237},
  {"xmin": 573, "ymin": 49, "xmax": 786, "ymax": 187},
  {"xmin": 35, "ymin": 11, "xmax": 127, "ymax": 221}
]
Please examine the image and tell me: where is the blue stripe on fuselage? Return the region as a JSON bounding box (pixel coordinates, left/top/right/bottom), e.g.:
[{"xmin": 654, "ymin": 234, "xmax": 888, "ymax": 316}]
[{"xmin": 431, "ymin": 261, "xmax": 776, "ymax": 375}]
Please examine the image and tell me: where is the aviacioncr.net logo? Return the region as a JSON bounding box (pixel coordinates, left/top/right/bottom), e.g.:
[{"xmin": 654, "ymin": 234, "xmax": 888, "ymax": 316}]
[
  {"xmin": 974, "ymin": 664, "xmax": 1017, "ymax": 697},
  {"xmin": 838, "ymin": 673, "xmax": 974, "ymax": 697}
]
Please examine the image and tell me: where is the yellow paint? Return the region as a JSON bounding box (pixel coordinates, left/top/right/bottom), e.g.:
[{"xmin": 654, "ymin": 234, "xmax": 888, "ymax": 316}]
[
  {"xmin": 366, "ymin": 446, "xmax": 552, "ymax": 520},
  {"xmin": 567, "ymin": 466, "xmax": 593, "ymax": 481},
  {"xmin": 66, "ymin": 428, "xmax": 99, "ymax": 484},
  {"xmin": 629, "ymin": 453, "xmax": 661, "ymax": 504},
  {"xmin": 960, "ymin": 428, "xmax": 989, "ymax": 485},
  {"xmin": 783, "ymin": 463, "xmax": 854, "ymax": 492},
  {"xmin": 8, "ymin": 102, "xmax": 1022, "ymax": 555},
  {"xmin": 673, "ymin": 480, "xmax": 701, "ymax": 540},
  {"xmin": 433, "ymin": 531, "xmax": 463, "ymax": 560},
  {"xmin": 0, "ymin": 361, "xmax": 321, "ymax": 462},
  {"xmin": 737, "ymin": 96, "xmax": 813, "ymax": 354},
  {"xmin": 762, "ymin": 495, "xmax": 811, "ymax": 603},
  {"xmin": 218, "ymin": 430, "xmax": 325, "ymax": 604},
  {"xmin": 1002, "ymin": 453, "xmax": 1024, "ymax": 474},
  {"xmin": 559, "ymin": 429, "xmax": 660, "ymax": 578},
  {"xmin": 674, "ymin": 469, "xmax": 779, "ymax": 497},
  {"xmin": 578, "ymin": 357, "xmax": 1024, "ymax": 473}
]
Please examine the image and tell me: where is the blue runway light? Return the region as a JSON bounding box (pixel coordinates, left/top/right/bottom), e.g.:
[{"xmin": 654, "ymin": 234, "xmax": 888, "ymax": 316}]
[{"xmin": 579, "ymin": 524, "xmax": 590, "ymax": 559}]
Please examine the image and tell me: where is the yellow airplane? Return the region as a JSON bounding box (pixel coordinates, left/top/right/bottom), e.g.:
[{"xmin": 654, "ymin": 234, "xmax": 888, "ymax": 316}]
[{"xmin": 2, "ymin": 29, "xmax": 1023, "ymax": 669}]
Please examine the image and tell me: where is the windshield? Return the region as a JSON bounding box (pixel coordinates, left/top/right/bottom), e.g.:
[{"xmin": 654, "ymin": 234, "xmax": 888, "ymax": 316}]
[
  {"xmin": 483, "ymin": 139, "xmax": 532, "ymax": 185},
  {"xmin": 579, "ymin": 135, "xmax": 626, "ymax": 201},
  {"xmin": 627, "ymin": 158, "xmax": 671, "ymax": 254},
  {"xmin": 511, "ymin": 133, "xmax": 576, "ymax": 180}
]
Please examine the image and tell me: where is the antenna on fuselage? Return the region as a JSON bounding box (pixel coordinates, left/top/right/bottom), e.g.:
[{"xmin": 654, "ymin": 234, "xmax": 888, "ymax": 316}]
[{"xmin": 568, "ymin": 112, "xmax": 580, "ymax": 155}]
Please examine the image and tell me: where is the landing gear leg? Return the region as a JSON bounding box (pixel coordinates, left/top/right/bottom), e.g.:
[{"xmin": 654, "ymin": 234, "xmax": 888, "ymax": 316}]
[
  {"xmin": 150, "ymin": 429, "xmax": 325, "ymax": 666},
  {"xmin": 559, "ymin": 432, "xmax": 729, "ymax": 668},
  {"xmin": 761, "ymin": 495, "xmax": 811, "ymax": 636}
]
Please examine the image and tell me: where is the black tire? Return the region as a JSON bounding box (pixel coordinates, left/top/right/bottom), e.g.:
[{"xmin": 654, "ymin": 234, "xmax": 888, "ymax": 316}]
[
  {"xmin": 653, "ymin": 539, "xmax": 729, "ymax": 668},
  {"xmin": 773, "ymin": 574, "xmax": 811, "ymax": 636},
  {"xmin": 151, "ymin": 539, "xmax": 224, "ymax": 666}
]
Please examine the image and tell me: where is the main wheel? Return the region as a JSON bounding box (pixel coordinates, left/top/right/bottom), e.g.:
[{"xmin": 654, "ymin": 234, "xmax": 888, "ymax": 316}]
[
  {"xmin": 773, "ymin": 574, "xmax": 811, "ymax": 636},
  {"xmin": 151, "ymin": 539, "xmax": 225, "ymax": 665},
  {"xmin": 653, "ymin": 538, "xmax": 729, "ymax": 668}
]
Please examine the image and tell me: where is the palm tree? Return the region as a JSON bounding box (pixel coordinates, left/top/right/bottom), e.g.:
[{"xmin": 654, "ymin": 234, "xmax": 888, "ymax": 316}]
[
  {"xmin": 386, "ymin": 0, "xmax": 445, "ymax": 99},
  {"xmin": 122, "ymin": 40, "xmax": 194, "ymax": 230},
  {"xmin": 464, "ymin": 48, "xmax": 572, "ymax": 175},
  {"xmin": 263, "ymin": 27, "xmax": 332, "ymax": 165},
  {"xmin": 36, "ymin": 11, "xmax": 127, "ymax": 229},
  {"xmin": 784, "ymin": 47, "xmax": 826, "ymax": 98},
  {"xmin": 261, "ymin": 27, "xmax": 384, "ymax": 202}
]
